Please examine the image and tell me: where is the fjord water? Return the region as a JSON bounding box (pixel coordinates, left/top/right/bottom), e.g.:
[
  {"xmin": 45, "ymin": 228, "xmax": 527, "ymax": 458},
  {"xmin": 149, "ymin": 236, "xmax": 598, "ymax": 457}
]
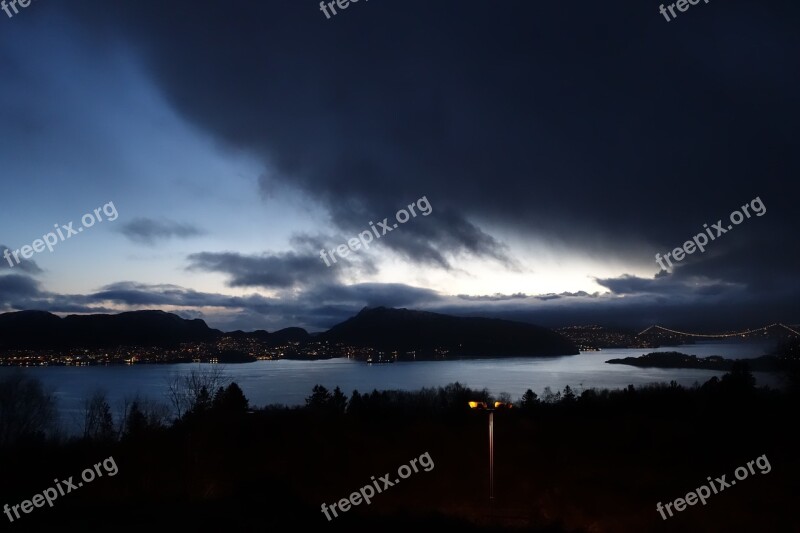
[{"xmin": 0, "ymin": 341, "xmax": 782, "ymax": 432}]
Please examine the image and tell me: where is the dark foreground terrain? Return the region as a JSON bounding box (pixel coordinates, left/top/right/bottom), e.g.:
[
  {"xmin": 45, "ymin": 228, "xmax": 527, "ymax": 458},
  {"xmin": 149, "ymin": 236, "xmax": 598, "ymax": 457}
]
[{"xmin": 1, "ymin": 361, "xmax": 798, "ymax": 532}]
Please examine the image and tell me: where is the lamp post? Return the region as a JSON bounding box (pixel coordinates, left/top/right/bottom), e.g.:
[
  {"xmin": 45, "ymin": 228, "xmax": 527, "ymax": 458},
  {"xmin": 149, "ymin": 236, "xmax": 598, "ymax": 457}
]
[{"xmin": 468, "ymin": 400, "xmax": 512, "ymax": 502}]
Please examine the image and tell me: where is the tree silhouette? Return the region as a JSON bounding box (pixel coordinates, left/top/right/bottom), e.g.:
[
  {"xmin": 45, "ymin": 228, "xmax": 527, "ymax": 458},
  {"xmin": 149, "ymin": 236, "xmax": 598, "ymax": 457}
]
[
  {"xmin": 497, "ymin": 392, "xmax": 513, "ymax": 404},
  {"xmin": 348, "ymin": 389, "xmax": 363, "ymax": 414},
  {"xmin": 213, "ymin": 383, "xmax": 250, "ymax": 413},
  {"xmin": 124, "ymin": 400, "xmax": 148, "ymax": 438},
  {"xmin": 0, "ymin": 373, "xmax": 57, "ymax": 448},
  {"xmin": 520, "ymin": 389, "xmax": 539, "ymax": 409},
  {"xmin": 562, "ymin": 385, "xmax": 577, "ymax": 403},
  {"xmin": 542, "ymin": 386, "xmax": 561, "ymax": 404},
  {"xmin": 306, "ymin": 385, "xmax": 332, "ymax": 410},
  {"xmin": 83, "ymin": 390, "xmax": 115, "ymax": 441},
  {"xmin": 194, "ymin": 386, "xmax": 212, "ymax": 414},
  {"xmin": 720, "ymin": 361, "xmax": 756, "ymax": 394},
  {"xmin": 331, "ymin": 386, "xmax": 348, "ymax": 414},
  {"xmin": 166, "ymin": 367, "xmax": 229, "ymax": 418}
]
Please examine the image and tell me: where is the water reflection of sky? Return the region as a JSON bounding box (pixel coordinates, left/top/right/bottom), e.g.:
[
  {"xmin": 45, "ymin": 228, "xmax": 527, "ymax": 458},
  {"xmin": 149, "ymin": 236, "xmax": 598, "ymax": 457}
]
[{"xmin": 0, "ymin": 341, "xmax": 785, "ymax": 434}]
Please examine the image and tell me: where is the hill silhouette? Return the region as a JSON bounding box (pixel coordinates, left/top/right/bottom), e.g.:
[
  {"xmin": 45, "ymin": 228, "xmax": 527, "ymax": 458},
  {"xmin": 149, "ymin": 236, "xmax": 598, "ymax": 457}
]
[
  {"xmin": 320, "ymin": 306, "xmax": 578, "ymax": 357},
  {"xmin": 0, "ymin": 307, "xmax": 575, "ymax": 357},
  {"xmin": 0, "ymin": 310, "xmax": 220, "ymax": 349},
  {"xmin": 226, "ymin": 327, "xmax": 310, "ymax": 345}
]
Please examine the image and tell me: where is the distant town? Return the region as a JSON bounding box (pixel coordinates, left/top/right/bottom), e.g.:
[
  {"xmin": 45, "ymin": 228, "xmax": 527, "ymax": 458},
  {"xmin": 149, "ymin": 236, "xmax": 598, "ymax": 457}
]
[
  {"xmin": 0, "ymin": 336, "xmax": 443, "ymax": 366},
  {"xmin": 2, "ymin": 322, "xmax": 796, "ymax": 367}
]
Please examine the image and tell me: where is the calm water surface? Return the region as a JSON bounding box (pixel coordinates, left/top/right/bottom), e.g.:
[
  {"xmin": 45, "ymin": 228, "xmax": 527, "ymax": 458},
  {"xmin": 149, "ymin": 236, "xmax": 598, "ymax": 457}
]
[{"xmin": 0, "ymin": 341, "xmax": 782, "ymax": 431}]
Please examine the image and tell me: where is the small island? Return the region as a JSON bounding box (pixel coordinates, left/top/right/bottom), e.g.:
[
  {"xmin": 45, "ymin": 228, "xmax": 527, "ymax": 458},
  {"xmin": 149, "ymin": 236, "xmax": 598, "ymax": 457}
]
[{"xmin": 605, "ymin": 351, "xmax": 781, "ymax": 371}]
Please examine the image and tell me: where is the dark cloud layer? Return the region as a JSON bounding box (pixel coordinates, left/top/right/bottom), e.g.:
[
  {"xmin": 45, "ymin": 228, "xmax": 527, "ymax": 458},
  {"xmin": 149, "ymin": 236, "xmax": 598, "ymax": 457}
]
[
  {"xmin": 187, "ymin": 251, "xmax": 335, "ymax": 289},
  {"xmin": 2, "ymin": 0, "xmax": 798, "ymax": 328},
  {"xmin": 61, "ymin": 0, "xmax": 800, "ymax": 261}
]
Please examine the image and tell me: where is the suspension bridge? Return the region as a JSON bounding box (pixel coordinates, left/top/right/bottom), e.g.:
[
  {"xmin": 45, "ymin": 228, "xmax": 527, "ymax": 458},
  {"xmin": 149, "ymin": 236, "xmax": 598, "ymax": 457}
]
[{"xmin": 636, "ymin": 323, "xmax": 800, "ymax": 339}]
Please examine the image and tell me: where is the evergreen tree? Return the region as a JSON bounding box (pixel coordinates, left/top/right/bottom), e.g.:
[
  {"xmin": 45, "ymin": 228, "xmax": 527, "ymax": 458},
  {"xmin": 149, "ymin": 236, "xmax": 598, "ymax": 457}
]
[
  {"xmin": 348, "ymin": 389, "xmax": 363, "ymax": 414},
  {"xmin": 562, "ymin": 385, "xmax": 577, "ymax": 403},
  {"xmin": 331, "ymin": 386, "xmax": 348, "ymax": 414},
  {"xmin": 306, "ymin": 385, "xmax": 332, "ymax": 410},
  {"xmin": 212, "ymin": 386, "xmax": 226, "ymax": 409},
  {"xmin": 213, "ymin": 383, "xmax": 249, "ymax": 413},
  {"xmin": 193, "ymin": 386, "xmax": 212, "ymax": 413},
  {"xmin": 124, "ymin": 400, "xmax": 147, "ymax": 438},
  {"xmin": 520, "ymin": 389, "xmax": 539, "ymax": 409}
]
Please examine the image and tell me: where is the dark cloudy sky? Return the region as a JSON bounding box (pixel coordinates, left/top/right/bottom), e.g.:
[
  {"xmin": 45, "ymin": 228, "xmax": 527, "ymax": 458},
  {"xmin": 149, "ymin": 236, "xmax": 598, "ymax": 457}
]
[{"xmin": 0, "ymin": 0, "xmax": 798, "ymax": 331}]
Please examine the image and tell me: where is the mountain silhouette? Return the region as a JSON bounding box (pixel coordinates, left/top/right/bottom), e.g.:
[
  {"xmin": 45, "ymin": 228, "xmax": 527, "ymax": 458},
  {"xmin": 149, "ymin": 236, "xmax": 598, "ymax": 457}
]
[
  {"xmin": 0, "ymin": 310, "xmax": 220, "ymax": 349},
  {"xmin": 320, "ymin": 306, "xmax": 579, "ymax": 356},
  {"xmin": 226, "ymin": 327, "xmax": 310, "ymax": 345},
  {"xmin": 0, "ymin": 307, "xmax": 576, "ymax": 357}
]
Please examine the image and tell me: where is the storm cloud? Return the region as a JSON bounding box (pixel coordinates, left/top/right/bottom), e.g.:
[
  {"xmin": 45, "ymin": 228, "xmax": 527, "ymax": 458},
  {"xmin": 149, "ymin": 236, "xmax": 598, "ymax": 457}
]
[
  {"xmin": 0, "ymin": 0, "xmax": 796, "ymax": 329},
  {"xmin": 60, "ymin": 0, "xmax": 800, "ymax": 260}
]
